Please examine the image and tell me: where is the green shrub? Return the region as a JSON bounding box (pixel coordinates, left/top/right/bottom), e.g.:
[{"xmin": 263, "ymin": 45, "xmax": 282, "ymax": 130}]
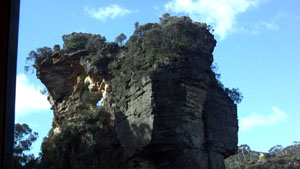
[
  {"xmin": 115, "ymin": 33, "xmax": 127, "ymax": 46},
  {"xmin": 224, "ymin": 88, "xmax": 243, "ymax": 104},
  {"xmin": 86, "ymin": 34, "xmax": 106, "ymax": 54},
  {"xmin": 62, "ymin": 32, "xmax": 92, "ymax": 52},
  {"xmin": 39, "ymin": 107, "xmax": 110, "ymax": 167},
  {"xmin": 24, "ymin": 46, "xmax": 53, "ymax": 73}
]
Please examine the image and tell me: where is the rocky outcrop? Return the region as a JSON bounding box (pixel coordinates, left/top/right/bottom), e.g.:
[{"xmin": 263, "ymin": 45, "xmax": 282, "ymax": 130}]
[{"xmin": 35, "ymin": 15, "xmax": 238, "ymax": 169}]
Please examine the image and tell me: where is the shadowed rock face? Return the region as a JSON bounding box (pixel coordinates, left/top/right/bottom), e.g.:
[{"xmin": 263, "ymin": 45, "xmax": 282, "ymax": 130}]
[{"xmin": 35, "ymin": 16, "xmax": 238, "ymax": 169}]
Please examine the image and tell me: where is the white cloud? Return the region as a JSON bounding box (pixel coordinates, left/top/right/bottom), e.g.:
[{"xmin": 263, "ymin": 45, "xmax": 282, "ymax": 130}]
[
  {"xmin": 238, "ymin": 20, "xmax": 278, "ymax": 35},
  {"xmin": 15, "ymin": 74, "xmax": 51, "ymax": 116},
  {"xmin": 239, "ymin": 11, "xmax": 299, "ymax": 35},
  {"xmin": 164, "ymin": 0, "xmax": 267, "ymax": 39},
  {"xmin": 275, "ymin": 12, "xmax": 300, "ymax": 25},
  {"xmin": 153, "ymin": 5, "xmax": 160, "ymax": 11},
  {"xmin": 85, "ymin": 4, "xmax": 135, "ymax": 22},
  {"xmin": 260, "ymin": 21, "xmax": 278, "ymax": 31},
  {"xmin": 240, "ymin": 107, "xmax": 287, "ymax": 131}
]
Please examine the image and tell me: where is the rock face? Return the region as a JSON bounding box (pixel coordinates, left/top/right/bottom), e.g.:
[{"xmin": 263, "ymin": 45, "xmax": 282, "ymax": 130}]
[{"xmin": 35, "ymin": 16, "xmax": 238, "ymax": 169}]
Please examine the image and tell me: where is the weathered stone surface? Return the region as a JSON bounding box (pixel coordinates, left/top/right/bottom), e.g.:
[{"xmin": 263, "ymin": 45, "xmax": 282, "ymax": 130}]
[{"xmin": 36, "ymin": 16, "xmax": 238, "ymax": 169}]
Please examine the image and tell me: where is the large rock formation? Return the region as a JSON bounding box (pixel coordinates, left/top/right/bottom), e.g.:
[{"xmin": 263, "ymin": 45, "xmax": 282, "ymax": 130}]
[{"xmin": 34, "ymin": 15, "xmax": 238, "ymax": 169}]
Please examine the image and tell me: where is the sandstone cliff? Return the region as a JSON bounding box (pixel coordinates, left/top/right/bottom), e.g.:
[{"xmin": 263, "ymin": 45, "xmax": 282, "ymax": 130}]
[{"xmin": 33, "ymin": 15, "xmax": 238, "ymax": 169}]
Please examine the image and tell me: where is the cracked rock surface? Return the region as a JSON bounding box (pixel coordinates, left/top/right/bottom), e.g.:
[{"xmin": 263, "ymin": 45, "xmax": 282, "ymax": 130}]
[{"xmin": 36, "ymin": 16, "xmax": 238, "ymax": 169}]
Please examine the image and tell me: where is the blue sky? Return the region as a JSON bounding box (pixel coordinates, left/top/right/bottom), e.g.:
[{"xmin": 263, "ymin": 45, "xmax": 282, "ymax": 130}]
[{"xmin": 16, "ymin": 0, "xmax": 300, "ymax": 156}]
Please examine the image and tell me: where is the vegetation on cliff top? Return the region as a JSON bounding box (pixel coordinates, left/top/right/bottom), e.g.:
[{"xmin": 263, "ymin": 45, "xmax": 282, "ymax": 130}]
[
  {"xmin": 24, "ymin": 14, "xmax": 242, "ymax": 104},
  {"xmin": 225, "ymin": 143, "xmax": 300, "ymax": 169},
  {"xmin": 111, "ymin": 14, "xmax": 218, "ymax": 102}
]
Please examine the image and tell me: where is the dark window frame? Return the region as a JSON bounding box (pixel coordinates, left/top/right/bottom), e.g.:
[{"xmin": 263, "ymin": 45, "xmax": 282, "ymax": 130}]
[{"xmin": 1, "ymin": 0, "xmax": 20, "ymax": 168}]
